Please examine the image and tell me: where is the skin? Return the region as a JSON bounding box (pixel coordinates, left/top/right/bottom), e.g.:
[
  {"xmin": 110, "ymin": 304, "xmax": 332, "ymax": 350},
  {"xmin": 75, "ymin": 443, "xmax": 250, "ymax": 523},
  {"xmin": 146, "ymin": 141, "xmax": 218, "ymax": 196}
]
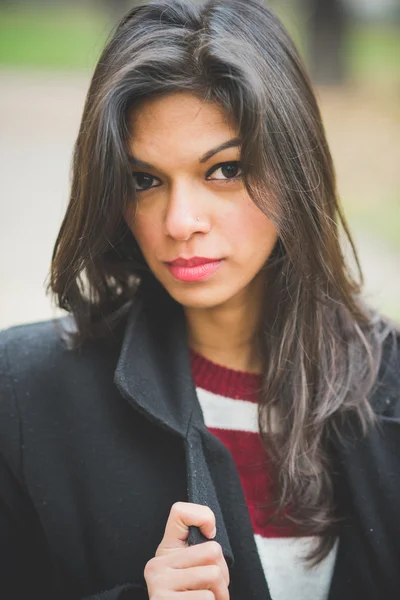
[
  {"xmin": 124, "ymin": 91, "xmax": 278, "ymax": 373},
  {"xmin": 145, "ymin": 502, "xmax": 230, "ymax": 599}
]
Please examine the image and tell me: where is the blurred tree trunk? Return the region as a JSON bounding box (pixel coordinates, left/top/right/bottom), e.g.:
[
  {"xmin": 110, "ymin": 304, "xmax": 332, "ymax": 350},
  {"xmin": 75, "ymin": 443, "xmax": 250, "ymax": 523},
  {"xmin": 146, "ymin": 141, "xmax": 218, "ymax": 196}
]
[{"xmin": 306, "ymin": 0, "xmax": 348, "ymax": 85}]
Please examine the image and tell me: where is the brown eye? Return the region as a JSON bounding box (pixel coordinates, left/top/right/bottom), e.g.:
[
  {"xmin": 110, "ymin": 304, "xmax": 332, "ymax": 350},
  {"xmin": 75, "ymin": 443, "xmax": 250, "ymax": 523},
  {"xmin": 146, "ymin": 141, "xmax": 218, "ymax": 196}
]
[
  {"xmin": 207, "ymin": 161, "xmax": 243, "ymax": 181},
  {"xmin": 132, "ymin": 173, "xmax": 161, "ymax": 192}
]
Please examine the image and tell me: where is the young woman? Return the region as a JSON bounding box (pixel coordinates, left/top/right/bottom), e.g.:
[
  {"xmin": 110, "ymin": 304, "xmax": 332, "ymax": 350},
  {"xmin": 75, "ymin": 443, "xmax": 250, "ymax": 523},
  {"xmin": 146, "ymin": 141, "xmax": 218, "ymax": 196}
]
[{"xmin": 0, "ymin": 1, "xmax": 399, "ymax": 599}]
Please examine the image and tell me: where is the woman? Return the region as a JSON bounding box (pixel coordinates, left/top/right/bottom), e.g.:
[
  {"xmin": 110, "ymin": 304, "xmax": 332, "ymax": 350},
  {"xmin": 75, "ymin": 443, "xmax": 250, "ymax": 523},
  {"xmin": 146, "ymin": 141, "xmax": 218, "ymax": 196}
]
[{"xmin": 0, "ymin": 0, "xmax": 399, "ymax": 599}]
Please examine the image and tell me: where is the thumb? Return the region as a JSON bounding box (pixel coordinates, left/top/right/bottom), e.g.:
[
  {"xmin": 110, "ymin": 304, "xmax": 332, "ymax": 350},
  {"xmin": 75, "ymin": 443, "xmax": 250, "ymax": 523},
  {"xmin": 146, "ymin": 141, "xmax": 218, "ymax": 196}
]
[{"xmin": 156, "ymin": 502, "xmax": 216, "ymax": 555}]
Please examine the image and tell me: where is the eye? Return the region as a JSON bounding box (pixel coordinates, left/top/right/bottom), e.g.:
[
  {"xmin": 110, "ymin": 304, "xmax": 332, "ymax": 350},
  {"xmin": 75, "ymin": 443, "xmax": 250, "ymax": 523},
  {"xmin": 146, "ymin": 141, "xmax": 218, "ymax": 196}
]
[
  {"xmin": 131, "ymin": 172, "xmax": 161, "ymax": 192},
  {"xmin": 131, "ymin": 161, "xmax": 243, "ymax": 193},
  {"xmin": 206, "ymin": 161, "xmax": 243, "ymax": 182}
]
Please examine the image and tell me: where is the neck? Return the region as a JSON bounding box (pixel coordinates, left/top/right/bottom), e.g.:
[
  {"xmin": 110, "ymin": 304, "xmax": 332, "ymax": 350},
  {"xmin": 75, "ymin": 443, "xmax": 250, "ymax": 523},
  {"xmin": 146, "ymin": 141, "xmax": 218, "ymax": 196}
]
[{"xmin": 184, "ymin": 283, "xmax": 263, "ymax": 374}]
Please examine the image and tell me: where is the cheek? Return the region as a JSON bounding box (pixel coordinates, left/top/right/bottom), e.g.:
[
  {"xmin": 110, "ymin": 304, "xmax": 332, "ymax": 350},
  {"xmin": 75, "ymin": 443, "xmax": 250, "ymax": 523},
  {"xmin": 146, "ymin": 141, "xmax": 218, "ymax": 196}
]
[
  {"xmin": 219, "ymin": 198, "xmax": 277, "ymax": 253},
  {"xmin": 124, "ymin": 205, "xmax": 160, "ymax": 256}
]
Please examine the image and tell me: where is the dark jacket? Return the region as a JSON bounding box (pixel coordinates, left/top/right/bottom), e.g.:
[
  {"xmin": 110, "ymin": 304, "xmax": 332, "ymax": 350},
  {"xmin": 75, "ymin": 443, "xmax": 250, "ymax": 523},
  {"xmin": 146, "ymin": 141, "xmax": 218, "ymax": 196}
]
[{"xmin": 0, "ymin": 288, "xmax": 399, "ymax": 600}]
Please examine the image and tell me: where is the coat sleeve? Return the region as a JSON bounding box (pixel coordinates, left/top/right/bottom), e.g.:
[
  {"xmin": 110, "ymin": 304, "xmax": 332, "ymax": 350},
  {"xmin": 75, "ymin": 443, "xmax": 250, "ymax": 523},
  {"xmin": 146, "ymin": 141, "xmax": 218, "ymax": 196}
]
[{"xmin": 0, "ymin": 333, "xmax": 149, "ymax": 600}]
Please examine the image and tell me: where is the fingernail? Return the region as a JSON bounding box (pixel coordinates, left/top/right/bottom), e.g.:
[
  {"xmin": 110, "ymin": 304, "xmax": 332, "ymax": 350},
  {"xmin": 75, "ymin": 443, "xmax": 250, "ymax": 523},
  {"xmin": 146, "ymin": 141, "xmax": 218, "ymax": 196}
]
[{"xmin": 210, "ymin": 527, "xmax": 217, "ymax": 538}]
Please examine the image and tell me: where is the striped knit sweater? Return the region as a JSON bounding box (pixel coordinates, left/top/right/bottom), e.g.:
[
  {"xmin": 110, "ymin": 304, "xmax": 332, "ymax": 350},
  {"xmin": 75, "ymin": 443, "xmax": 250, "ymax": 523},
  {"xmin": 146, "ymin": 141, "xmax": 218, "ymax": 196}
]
[{"xmin": 189, "ymin": 348, "xmax": 338, "ymax": 600}]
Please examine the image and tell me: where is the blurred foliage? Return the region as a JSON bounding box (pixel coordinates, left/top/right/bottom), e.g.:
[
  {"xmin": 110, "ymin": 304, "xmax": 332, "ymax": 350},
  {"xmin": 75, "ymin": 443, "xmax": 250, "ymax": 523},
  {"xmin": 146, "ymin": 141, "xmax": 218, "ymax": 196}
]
[
  {"xmin": 0, "ymin": 6, "xmax": 109, "ymax": 71},
  {"xmin": 347, "ymin": 23, "xmax": 400, "ymax": 87}
]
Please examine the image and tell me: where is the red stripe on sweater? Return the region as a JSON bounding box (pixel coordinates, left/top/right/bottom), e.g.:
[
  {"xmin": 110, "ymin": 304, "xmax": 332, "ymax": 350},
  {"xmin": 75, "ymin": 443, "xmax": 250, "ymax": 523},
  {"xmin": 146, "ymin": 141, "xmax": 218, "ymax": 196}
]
[
  {"xmin": 189, "ymin": 349, "xmax": 306, "ymax": 538},
  {"xmin": 208, "ymin": 427, "xmax": 299, "ymax": 538},
  {"xmin": 189, "ymin": 348, "xmax": 261, "ymax": 402}
]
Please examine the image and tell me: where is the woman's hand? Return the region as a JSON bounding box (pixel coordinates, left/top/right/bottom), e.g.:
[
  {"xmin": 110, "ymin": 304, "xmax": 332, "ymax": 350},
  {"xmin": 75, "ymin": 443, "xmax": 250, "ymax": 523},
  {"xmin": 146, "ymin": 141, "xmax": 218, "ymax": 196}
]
[{"xmin": 144, "ymin": 501, "xmax": 230, "ymax": 599}]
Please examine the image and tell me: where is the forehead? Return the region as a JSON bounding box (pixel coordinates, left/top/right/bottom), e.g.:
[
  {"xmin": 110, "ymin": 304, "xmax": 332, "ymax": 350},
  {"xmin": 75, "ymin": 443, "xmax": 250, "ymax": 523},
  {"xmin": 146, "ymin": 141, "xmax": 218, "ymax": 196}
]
[
  {"xmin": 127, "ymin": 91, "xmax": 239, "ymax": 160},
  {"xmin": 129, "ymin": 90, "xmax": 234, "ymax": 129}
]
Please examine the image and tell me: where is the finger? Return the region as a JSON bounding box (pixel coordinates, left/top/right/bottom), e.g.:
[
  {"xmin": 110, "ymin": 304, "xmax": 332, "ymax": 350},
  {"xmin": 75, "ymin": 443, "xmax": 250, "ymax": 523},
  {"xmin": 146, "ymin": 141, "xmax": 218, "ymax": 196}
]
[
  {"xmin": 169, "ymin": 565, "xmax": 229, "ymax": 600},
  {"xmin": 158, "ymin": 502, "xmax": 216, "ymax": 551},
  {"xmin": 146, "ymin": 565, "xmax": 228, "ymax": 600},
  {"xmin": 165, "ymin": 593, "xmax": 215, "ymax": 599},
  {"xmin": 159, "ymin": 541, "xmax": 230, "ymax": 587}
]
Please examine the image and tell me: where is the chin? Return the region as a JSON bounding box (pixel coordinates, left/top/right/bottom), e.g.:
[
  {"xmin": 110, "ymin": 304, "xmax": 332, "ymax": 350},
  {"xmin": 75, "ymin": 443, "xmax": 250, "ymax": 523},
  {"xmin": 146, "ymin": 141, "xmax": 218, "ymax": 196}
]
[{"xmin": 164, "ymin": 282, "xmax": 239, "ymax": 310}]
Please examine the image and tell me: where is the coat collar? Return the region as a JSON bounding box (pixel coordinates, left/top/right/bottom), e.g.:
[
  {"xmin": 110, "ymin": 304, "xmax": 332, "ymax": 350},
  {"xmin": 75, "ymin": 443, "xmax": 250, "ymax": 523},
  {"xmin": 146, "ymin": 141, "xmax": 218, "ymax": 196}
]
[
  {"xmin": 114, "ymin": 284, "xmax": 196, "ymax": 438},
  {"xmin": 113, "ymin": 283, "xmax": 237, "ymax": 559}
]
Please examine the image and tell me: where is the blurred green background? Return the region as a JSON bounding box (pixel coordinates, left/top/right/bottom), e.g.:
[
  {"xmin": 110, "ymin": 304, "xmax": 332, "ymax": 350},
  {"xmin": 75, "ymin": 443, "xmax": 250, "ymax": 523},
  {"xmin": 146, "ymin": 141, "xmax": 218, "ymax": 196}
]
[{"xmin": 0, "ymin": 0, "xmax": 399, "ymax": 327}]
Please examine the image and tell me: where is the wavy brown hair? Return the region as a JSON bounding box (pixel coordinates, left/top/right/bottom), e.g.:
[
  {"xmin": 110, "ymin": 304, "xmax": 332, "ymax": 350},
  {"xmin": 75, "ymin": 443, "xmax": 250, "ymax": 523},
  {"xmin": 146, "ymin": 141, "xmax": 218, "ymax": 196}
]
[{"xmin": 49, "ymin": 0, "xmax": 389, "ymax": 563}]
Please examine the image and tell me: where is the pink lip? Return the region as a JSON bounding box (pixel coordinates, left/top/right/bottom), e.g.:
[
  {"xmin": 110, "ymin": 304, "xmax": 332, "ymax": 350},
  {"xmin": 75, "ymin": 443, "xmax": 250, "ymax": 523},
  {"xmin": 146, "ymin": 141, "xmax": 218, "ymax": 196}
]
[
  {"xmin": 167, "ymin": 257, "xmax": 219, "ymax": 267},
  {"xmin": 166, "ymin": 258, "xmax": 223, "ymax": 282}
]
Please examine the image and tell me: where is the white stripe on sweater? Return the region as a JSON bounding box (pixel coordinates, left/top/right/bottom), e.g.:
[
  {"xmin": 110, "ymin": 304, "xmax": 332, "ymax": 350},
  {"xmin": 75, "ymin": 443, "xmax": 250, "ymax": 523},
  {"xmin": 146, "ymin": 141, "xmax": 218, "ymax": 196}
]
[
  {"xmin": 196, "ymin": 387, "xmax": 279, "ymax": 433},
  {"xmin": 195, "ymin": 385, "xmax": 338, "ymax": 600},
  {"xmin": 255, "ymin": 535, "xmax": 338, "ymax": 600}
]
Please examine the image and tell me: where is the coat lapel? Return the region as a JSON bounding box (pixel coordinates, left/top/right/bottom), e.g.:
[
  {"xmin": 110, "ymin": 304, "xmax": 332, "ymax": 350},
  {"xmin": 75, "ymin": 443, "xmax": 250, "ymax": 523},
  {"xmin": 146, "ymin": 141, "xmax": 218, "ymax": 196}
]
[{"xmin": 113, "ymin": 283, "xmax": 271, "ymax": 599}]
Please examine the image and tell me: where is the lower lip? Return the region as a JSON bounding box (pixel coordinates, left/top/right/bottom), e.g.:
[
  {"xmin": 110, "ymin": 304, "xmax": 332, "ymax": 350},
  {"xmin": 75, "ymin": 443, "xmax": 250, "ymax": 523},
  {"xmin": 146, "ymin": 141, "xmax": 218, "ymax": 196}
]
[{"xmin": 166, "ymin": 260, "xmax": 223, "ymax": 282}]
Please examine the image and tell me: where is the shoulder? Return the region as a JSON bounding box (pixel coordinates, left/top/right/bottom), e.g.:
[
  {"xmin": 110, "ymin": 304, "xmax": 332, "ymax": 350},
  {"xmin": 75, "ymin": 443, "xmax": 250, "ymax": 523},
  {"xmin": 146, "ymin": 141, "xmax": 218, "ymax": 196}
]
[
  {"xmin": 0, "ymin": 314, "xmax": 127, "ymax": 475},
  {"xmin": 0, "ymin": 307, "xmax": 128, "ymax": 385},
  {"xmin": 0, "ymin": 316, "xmax": 71, "ymax": 403},
  {"xmin": 0, "ymin": 316, "xmax": 90, "ymax": 397},
  {"xmin": 0, "ymin": 316, "xmax": 71, "ymax": 369},
  {"xmin": 0, "ymin": 317, "xmax": 72, "ymax": 479}
]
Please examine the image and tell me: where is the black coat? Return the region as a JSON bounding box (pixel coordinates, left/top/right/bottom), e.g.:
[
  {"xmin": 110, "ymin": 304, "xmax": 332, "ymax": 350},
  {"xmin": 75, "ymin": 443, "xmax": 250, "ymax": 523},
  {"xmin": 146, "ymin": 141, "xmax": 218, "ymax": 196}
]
[{"xmin": 0, "ymin": 289, "xmax": 399, "ymax": 600}]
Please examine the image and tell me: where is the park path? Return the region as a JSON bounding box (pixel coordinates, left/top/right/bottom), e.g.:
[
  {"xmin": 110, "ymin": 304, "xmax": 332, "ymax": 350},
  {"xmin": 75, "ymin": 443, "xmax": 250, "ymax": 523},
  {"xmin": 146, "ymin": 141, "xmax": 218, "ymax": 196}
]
[{"xmin": 0, "ymin": 70, "xmax": 398, "ymax": 329}]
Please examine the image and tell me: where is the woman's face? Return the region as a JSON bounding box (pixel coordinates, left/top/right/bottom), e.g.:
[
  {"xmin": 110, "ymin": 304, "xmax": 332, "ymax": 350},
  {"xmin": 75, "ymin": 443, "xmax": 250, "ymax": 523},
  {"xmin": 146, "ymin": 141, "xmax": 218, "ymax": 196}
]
[{"xmin": 124, "ymin": 91, "xmax": 278, "ymax": 310}]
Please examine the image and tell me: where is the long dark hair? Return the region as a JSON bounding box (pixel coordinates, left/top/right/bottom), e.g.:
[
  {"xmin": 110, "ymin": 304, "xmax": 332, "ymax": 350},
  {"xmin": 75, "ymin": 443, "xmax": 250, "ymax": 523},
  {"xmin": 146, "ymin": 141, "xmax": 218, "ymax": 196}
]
[{"xmin": 49, "ymin": 0, "xmax": 390, "ymax": 563}]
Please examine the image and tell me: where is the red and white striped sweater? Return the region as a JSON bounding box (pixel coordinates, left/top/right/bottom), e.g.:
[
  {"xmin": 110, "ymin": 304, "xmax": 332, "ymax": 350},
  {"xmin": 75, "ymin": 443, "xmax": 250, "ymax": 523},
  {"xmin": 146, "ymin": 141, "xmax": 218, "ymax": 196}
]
[{"xmin": 190, "ymin": 348, "xmax": 338, "ymax": 600}]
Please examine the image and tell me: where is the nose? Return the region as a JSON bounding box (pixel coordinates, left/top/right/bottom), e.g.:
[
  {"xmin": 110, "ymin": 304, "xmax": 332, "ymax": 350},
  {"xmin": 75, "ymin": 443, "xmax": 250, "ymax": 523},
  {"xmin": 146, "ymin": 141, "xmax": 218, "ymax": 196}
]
[{"xmin": 164, "ymin": 180, "xmax": 211, "ymax": 241}]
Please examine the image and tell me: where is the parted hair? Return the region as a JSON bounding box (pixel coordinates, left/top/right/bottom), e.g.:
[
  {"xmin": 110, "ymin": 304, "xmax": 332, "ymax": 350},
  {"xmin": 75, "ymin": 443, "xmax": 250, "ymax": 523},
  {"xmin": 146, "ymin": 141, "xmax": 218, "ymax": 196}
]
[{"xmin": 49, "ymin": 0, "xmax": 391, "ymax": 563}]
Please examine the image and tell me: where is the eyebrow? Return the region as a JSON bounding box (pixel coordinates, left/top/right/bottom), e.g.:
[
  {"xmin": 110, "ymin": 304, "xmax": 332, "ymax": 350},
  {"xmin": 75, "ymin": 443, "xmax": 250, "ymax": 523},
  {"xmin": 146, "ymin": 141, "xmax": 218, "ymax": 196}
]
[{"xmin": 128, "ymin": 137, "xmax": 242, "ymax": 170}]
